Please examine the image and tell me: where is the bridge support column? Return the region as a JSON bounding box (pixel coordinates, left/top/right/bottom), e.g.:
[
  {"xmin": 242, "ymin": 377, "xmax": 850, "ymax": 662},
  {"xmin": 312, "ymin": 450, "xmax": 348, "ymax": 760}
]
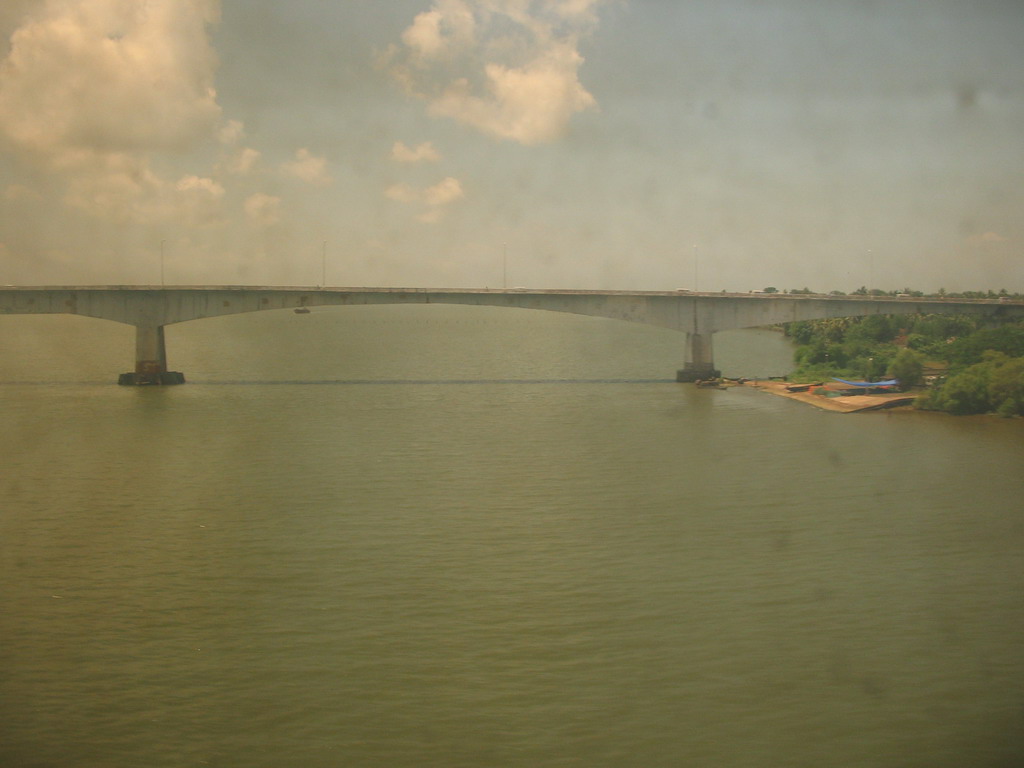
[
  {"xmin": 118, "ymin": 324, "xmax": 185, "ymax": 385},
  {"xmin": 676, "ymin": 332, "xmax": 720, "ymax": 382}
]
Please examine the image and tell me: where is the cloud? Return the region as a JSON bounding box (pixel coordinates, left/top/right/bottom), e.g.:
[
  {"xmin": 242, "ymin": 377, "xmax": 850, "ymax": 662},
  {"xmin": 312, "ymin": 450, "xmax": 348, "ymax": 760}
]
[
  {"xmin": 402, "ymin": 9, "xmax": 446, "ymax": 60},
  {"xmin": 392, "ymin": 140, "xmax": 441, "ymax": 163},
  {"xmin": 385, "ymin": 176, "xmax": 465, "ymax": 222},
  {"xmin": 429, "ymin": 42, "xmax": 595, "ymax": 144},
  {"xmin": 62, "ymin": 152, "xmax": 162, "ymax": 217},
  {"xmin": 385, "ymin": 183, "xmax": 421, "ymax": 204},
  {"xmin": 0, "ymin": 0, "xmax": 222, "ymax": 163},
  {"xmin": 175, "ymin": 175, "xmax": 224, "ymax": 198},
  {"xmin": 0, "ymin": 0, "xmax": 231, "ymax": 226},
  {"xmin": 423, "ymin": 176, "xmax": 464, "ymax": 206},
  {"xmin": 223, "ymin": 147, "xmax": 261, "ymax": 175},
  {"xmin": 218, "ymin": 119, "xmax": 245, "ymax": 145},
  {"xmin": 244, "ymin": 193, "xmax": 282, "ymax": 226},
  {"xmin": 281, "ymin": 148, "xmax": 332, "ymax": 186},
  {"xmin": 56, "ymin": 154, "xmax": 226, "ymax": 225},
  {"xmin": 401, "ymin": 0, "xmax": 476, "ymax": 63},
  {"xmin": 417, "ymin": 208, "xmax": 444, "ymax": 224},
  {"xmin": 388, "ymin": 0, "xmax": 605, "ymax": 145}
]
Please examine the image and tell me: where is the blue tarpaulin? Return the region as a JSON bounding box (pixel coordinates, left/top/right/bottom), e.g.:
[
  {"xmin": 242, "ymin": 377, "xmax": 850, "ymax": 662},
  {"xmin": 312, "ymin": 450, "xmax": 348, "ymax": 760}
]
[{"xmin": 832, "ymin": 378, "xmax": 899, "ymax": 388}]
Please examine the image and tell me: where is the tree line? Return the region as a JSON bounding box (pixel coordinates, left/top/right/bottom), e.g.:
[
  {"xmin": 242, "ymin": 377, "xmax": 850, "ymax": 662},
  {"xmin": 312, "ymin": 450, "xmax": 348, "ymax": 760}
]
[
  {"xmin": 783, "ymin": 313, "xmax": 1024, "ymax": 416},
  {"xmin": 761, "ymin": 286, "xmax": 1021, "ymax": 300}
]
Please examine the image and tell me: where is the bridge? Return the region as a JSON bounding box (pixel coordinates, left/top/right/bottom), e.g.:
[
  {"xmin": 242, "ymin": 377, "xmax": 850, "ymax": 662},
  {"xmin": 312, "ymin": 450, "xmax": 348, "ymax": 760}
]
[{"xmin": 1, "ymin": 286, "xmax": 1021, "ymax": 384}]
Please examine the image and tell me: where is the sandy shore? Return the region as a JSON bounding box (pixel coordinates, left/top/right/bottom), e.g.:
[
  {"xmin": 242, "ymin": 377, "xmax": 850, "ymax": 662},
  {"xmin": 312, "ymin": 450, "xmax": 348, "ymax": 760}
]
[{"xmin": 739, "ymin": 379, "xmax": 916, "ymax": 413}]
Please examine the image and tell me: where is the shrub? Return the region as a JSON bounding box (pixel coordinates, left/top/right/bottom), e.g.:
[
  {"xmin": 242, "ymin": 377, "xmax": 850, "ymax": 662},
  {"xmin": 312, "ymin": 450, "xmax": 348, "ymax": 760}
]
[{"xmin": 887, "ymin": 349, "xmax": 924, "ymax": 390}]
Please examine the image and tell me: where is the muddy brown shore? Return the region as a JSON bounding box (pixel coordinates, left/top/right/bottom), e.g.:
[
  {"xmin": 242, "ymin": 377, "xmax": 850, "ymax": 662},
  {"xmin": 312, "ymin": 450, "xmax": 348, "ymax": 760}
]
[{"xmin": 738, "ymin": 379, "xmax": 916, "ymax": 413}]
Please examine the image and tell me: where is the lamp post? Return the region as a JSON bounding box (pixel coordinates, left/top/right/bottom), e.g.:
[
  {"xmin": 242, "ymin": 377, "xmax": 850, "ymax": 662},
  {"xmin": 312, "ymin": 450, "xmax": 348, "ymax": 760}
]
[
  {"xmin": 693, "ymin": 244, "xmax": 698, "ymax": 292},
  {"xmin": 160, "ymin": 240, "xmax": 165, "ymax": 286}
]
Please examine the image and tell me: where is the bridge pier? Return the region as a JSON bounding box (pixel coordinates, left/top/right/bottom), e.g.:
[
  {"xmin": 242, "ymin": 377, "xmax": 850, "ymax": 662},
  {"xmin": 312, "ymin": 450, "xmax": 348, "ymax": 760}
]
[
  {"xmin": 676, "ymin": 332, "xmax": 720, "ymax": 382},
  {"xmin": 118, "ymin": 324, "xmax": 185, "ymax": 385}
]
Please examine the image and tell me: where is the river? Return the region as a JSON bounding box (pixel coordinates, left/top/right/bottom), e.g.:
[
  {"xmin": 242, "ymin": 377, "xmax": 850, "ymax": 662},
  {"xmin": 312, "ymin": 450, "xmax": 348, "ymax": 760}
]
[{"xmin": 1, "ymin": 306, "xmax": 1022, "ymax": 767}]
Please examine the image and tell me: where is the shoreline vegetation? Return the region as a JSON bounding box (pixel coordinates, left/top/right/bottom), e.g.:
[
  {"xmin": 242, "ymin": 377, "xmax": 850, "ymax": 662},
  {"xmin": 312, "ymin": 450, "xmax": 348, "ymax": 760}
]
[{"xmin": 724, "ymin": 286, "xmax": 1023, "ymax": 416}]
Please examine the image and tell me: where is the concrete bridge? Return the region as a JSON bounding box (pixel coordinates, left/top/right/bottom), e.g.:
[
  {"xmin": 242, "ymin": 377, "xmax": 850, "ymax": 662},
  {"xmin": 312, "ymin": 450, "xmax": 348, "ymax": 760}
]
[{"xmin": 1, "ymin": 286, "xmax": 1021, "ymax": 384}]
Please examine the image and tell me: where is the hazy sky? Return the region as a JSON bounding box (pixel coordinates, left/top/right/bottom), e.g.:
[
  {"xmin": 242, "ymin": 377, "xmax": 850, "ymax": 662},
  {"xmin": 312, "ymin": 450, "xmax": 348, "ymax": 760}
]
[{"xmin": 1, "ymin": 0, "xmax": 1021, "ymax": 292}]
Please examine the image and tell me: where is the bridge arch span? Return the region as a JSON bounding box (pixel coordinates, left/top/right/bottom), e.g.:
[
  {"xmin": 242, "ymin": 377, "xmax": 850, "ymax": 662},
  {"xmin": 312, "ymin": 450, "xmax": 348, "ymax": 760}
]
[{"xmin": 1, "ymin": 287, "xmax": 1020, "ymax": 383}]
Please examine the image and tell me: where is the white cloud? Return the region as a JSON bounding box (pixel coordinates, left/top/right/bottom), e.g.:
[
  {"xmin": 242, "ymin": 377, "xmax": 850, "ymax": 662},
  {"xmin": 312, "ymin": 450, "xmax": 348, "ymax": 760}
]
[
  {"xmin": 0, "ymin": 0, "xmax": 222, "ymax": 162},
  {"xmin": 554, "ymin": 0, "xmax": 604, "ymax": 23},
  {"xmin": 430, "ymin": 42, "xmax": 595, "ymax": 145},
  {"xmin": 281, "ymin": 148, "xmax": 332, "ymax": 186},
  {"xmin": 392, "ymin": 140, "xmax": 441, "ymax": 164},
  {"xmin": 223, "ymin": 147, "xmax": 261, "ymax": 175},
  {"xmin": 58, "ymin": 155, "xmax": 226, "ymax": 226},
  {"xmin": 389, "ymin": 0, "xmax": 604, "ymax": 145},
  {"xmin": 244, "ymin": 193, "xmax": 282, "ymax": 226},
  {"xmin": 62, "ymin": 152, "xmax": 163, "ymax": 217},
  {"xmin": 400, "ymin": 0, "xmax": 476, "ymax": 63},
  {"xmin": 0, "ymin": 0, "xmax": 227, "ymax": 225},
  {"xmin": 176, "ymin": 175, "xmax": 224, "ymax": 198},
  {"xmin": 424, "ymin": 176, "xmax": 464, "ymax": 206},
  {"xmin": 385, "ymin": 176, "xmax": 465, "ymax": 223},
  {"xmin": 218, "ymin": 119, "xmax": 245, "ymax": 145},
  {"xmin": 402, "ymin": 10, "xmax": 446, "ymax": 60}
]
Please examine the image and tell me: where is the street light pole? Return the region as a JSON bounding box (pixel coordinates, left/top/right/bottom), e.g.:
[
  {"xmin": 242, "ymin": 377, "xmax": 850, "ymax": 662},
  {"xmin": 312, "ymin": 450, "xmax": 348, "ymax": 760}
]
[
  {"xmin": 160, "ymin": 240, "xmax": 165, "ymax": 286},
  {"xmin": 693, "ymin": 244, "xmax": 698, "ymax": 292}
]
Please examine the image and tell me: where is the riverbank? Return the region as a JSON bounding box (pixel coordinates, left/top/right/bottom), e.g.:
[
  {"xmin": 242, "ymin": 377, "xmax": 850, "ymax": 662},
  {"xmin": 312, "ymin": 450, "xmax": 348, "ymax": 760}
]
[{"xmin": 741, "ymin": 379, "xmax": 916, "ymax": 413}]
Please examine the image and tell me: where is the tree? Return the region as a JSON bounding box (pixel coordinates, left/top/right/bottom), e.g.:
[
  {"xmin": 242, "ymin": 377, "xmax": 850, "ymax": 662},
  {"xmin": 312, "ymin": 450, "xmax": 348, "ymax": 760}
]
[
  {"xmin": 847, "ymin": 315, "xmax": 897, "ymax": 344},
  {"xmin": 988, "ymin": 356, "xmax": 1024, "ymax": 416},
  {"xmin": 946, "ymin": 324, "xmax": 1024, "ymax": 367},
  {"xmin": 937, "ymin": 365, "xmax": 992, "ymax": 414},
  {"xmin": 886, "ymin": 349, "xmax": 924, "ymax": 390}
]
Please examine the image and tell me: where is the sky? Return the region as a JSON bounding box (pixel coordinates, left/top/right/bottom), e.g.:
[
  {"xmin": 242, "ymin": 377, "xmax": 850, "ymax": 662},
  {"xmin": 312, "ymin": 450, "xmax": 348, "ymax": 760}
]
[{"xmin": 0, "ymin": 0, "xmax": 1021, "ymax": 293}]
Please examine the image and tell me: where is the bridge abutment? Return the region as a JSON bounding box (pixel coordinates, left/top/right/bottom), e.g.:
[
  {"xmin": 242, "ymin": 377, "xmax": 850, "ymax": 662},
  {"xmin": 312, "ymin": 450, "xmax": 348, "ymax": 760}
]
[
  {"xmin": 118, "ymin": 324, "xmax": 185, "ymax": 385},
  {"xmin": 676, "ymin": 332, "xmax": 720, "ymax": 382}
]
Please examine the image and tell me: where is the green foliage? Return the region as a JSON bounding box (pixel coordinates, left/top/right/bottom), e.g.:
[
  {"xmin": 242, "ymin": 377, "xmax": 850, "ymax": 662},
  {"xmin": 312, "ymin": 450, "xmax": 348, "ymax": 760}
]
[
  {"xmin": 945, "ymin": 325, "xmax": 1024, "ymax": 368},
  {"xmin": 988, "ymin": 355, "xmax": 1024, "ymax": 416},
  {"xmin": 786, "ymin": 321, "xmax": 815, "ymax": 345},
  {"xmin": 932, "ymin": 364, "xmax": 993, "ymax": 414},
  {"xmin": 784, "ymin": 314, "xmax": 1024, "ymax": 413},
  {"xmin": 846, "ymin": 315, "xmax": 898, "ymax": 344},
  {"xmin": 904, "ymin": 333, "xmax": 929, "ymax": 351},
  {"xmin": 907, "ymin": 314, "xmax": 977, "ymax": 341},
  {"xmin": 922, "ymin": 352, "xmax": 1024, "ymax": 416},
  {"xmin": 886, "ymin": 349, "xmax": 924, "ymax": 390}
]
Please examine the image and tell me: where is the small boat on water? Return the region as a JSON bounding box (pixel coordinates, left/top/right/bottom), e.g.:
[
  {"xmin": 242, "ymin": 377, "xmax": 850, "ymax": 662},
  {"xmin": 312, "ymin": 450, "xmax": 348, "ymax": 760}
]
[
  {"xmin": 695, "ymin": 378, "xmax": 726, "ymax": 389},
  {"xmin": 294, "ymin": 307, "xmax": 311, "ymax": 314}
]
